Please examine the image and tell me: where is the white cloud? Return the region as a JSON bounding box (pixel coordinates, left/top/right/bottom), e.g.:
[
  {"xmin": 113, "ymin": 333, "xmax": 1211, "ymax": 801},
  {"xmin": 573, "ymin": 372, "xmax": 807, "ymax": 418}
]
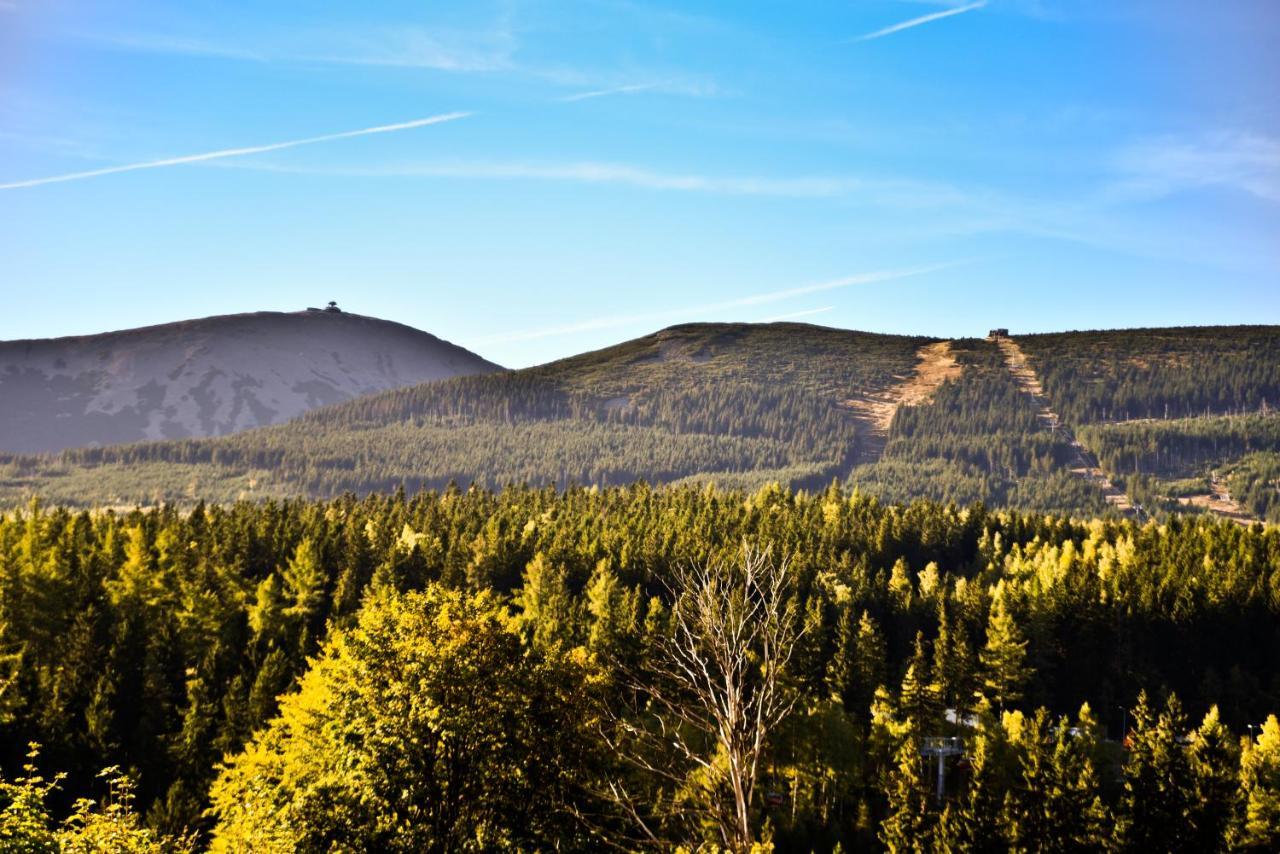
[
  {"xmin": 0, "ymin": 112, "xmax": 471, "ymax": 191},
  {"xmin": 222, "ymin": 158, "xmax": 971, "ymax": 208},
  {"xmin": 852, "ymin": 1, "xmax": 987, "ymax": 41},
  {"xmin": 77, "ymin": 25, "xmax": 716, "ymax": 99},
  {"xmin": 85, "ymin": 26, "xmax": 515, "ymax": 72},
  {"xmin": 1110, "ymin": 131, "xmax": 1280, "ymax": 203}
]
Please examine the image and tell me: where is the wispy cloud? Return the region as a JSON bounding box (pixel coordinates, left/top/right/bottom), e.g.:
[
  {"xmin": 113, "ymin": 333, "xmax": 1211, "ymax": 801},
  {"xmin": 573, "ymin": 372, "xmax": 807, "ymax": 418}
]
[
  {"xmin": 220, "ymin": 158, "xmax": 970, "ymax": 207},
  {"xmin": 79, "ymin": 26, "xmax": 716, "ymax": 97},
  {"xmin": 558, "ymin": 82, "xmax": 666, "ymax": 102},
  {"xmin": 82, "ymin": 25, "xmax": 516, "ymax": 73},
  {"xmin": 852, "ymin": 1, "xmax": 987, "ymax": 41},
  {"xmin": 760, "ymin": 306, "xmax": 835, "ymax": 323},
  {"xmin": 475, "ymin": 264, "xmax": 955, "ymax": 344},
  {"xmin": 0, "ymin": 113, "xmax": 471, "ymax": 191},
  {"xmin": 85, "ymin": 32, "xmax": 268, "ymax": 62},
  {"xmin": 213, "ymin": 152, "xmax": 1266, "ymax": 272},
  {"xmin": 1109, "ymin": 130, "xmax": 1280, "ymax": 204}
]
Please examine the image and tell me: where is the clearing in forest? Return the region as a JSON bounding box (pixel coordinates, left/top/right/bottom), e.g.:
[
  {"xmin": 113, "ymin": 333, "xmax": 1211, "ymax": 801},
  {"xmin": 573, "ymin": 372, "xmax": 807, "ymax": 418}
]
[
  {"xmin": 844, "ymin": 340, "xmax": 961, "ymax": 465},
  {"xmin": 1176, "ymin": 476, "xmax": 1255, "ymax": 526},
  {"xmin": 996, "ymin": 335, "xmax": 1260, "ymax": 524},
  {"xmin": 994, "ymin": 335, "xmax": 1136, "ymax": 514}
]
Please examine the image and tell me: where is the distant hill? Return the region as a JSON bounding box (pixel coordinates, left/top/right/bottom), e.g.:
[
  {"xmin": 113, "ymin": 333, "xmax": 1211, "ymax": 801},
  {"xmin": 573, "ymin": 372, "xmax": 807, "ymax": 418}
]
[
  {"xmin": 1, "ymin": 322, "xmax": 1277, "ymax": 522},
  {"xmin": 0, "ymin": 310, "xmax": 502, "ymax": 454}
]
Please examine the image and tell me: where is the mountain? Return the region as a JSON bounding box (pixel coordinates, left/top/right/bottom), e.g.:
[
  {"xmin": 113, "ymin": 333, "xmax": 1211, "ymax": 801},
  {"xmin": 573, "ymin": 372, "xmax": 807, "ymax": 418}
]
[
  {"xmin": 0, "ymin": 309, "xmax": 502, "ymax": 454},
  {"xmin": 1, "ymin": 322, "xmax": 1278, "ymax": 523}
]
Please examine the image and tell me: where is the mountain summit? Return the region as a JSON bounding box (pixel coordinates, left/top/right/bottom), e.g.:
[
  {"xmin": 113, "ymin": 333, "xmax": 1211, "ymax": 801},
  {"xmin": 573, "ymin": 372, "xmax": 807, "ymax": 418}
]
[{"xmin": 0, "ymin": 309, "xmax": 502, "ymax": 454}]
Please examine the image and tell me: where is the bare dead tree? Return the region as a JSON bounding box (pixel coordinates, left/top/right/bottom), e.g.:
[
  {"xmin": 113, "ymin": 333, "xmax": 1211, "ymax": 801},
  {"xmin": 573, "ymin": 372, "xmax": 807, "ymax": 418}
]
[{"xmin": 597, "ymin": 545, "xmax": 802, "ymax": 852}]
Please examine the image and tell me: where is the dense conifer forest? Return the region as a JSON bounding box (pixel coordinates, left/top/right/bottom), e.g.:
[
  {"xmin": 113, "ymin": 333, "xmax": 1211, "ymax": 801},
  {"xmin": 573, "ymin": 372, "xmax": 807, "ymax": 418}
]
[
  {"xmin": 2, "ymin": 324, "xmax": 1279, "ymax": 522},
  {"xmin": 1017, "ymin": 326, "xmax": 1280, "ymax": 424},
  {"xmin": 0, "ymin": 324, "xmax": 926, "ymax": 507},
  {"xmin": 2, "ymin": 485, "xmax": 1278, "ymax": 850},
  {"xmin": 849, "ymin": 339, "xmax": 1108, "ymax": 514}
]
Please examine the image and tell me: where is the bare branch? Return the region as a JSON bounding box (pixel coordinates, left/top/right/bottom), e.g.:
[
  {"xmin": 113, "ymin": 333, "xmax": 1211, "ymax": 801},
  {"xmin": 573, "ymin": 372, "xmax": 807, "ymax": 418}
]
[{"xmin": 596, "ymin": 544, "xmax": 802, "ymax": 853}]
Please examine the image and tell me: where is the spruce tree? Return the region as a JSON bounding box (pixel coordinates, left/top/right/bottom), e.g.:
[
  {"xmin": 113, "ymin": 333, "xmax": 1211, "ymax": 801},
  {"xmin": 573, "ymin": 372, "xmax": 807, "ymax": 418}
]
[
  {"xmin": 1113, "ymin": 692, "xmax": 1196, "ymax": 853},
  {"xmin": 826, "ymin": 607, "xmax": 885, "ymax": 717},
  {"xmin": 881, "ymin": 732, "xmax": 930, "ymax": 854},
  {"xmin": 1236, "ymin": 714, "xmax": 1280, "ymax": 851},
  {"xmin": 513, "ymin": 553, "xmax": 582, "ymax": 652},
  {"xmin": 1186, "ymin": 705, "xmax": 1240, "ymax": 851},
  {"xmin": 978, "ymin": 589, "xmax": 1031, "ymax": 711},
  {"xmin": 937, "ymin": 705, "xmax": 1011, "ymax": 852},
  {"xmin": 933, "ymin": 600, "xmax": 976, "ymax": 730},
  {"xmin": 901, "ymin": 632, "xmax": 942, "ymax": 733}
]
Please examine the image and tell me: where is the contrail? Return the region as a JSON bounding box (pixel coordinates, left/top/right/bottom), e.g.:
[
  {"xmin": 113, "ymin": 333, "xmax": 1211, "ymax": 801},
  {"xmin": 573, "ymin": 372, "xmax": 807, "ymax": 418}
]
[
  {"xmin": 559, "ymin": 82, "xmax": 664, "ymax": 102},
  {"xmin": 0, "ymin": 111, "xmax": 472, "ymax": 190},
  {"xmin": 853, "ymin": 1, "xmax": 987, "ymax": 42},
  {"xmin": 477, "ymin": 262, "xmax": 958, "ymax": 344},
  {"xmin": 761, "ymin": 306, "xmax": 835, "ymax": 323}
]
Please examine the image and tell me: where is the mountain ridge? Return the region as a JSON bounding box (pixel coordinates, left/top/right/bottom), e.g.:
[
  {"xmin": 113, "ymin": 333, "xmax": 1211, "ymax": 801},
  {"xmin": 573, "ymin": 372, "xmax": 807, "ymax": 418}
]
[
  {"xmin": 1, "ymin": 320, "xmax": 1277, "ymax": 523},
  {"xmin": 0, "ymin": 309, "xmax": 502, "ymax": 454}
]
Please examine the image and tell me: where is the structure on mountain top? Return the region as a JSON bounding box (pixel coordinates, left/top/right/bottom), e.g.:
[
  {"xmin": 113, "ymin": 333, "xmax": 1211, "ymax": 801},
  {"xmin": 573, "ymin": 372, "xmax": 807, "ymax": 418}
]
[{"xmin": 988, "ymin": 328, "xmax": 1009, "ymax": 339}]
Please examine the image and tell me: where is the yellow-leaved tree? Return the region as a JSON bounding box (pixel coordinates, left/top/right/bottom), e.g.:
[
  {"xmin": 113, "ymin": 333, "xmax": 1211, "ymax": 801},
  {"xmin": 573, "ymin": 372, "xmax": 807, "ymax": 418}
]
[{"xmin": 208, "ymin": 584, "xmax": 603, "ymax": 852}]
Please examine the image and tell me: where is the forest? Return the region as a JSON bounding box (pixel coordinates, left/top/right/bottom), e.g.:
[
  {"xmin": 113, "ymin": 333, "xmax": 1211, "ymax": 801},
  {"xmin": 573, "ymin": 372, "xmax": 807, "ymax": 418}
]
[
  {"xmin": 0, "ymin": 324, "xmax": 923, "ymax": 508},
  {"xmin": 849, "ymin": 339, "xmax": 1108, "ymax": 515},
  {"xmin": 1017, "ymin": 326, "xmax": 1280, "ymax": 424},
  {"xmin": 1, "ymin": 485, "xmax": 1278, "ymax": 851},
  {"xmin": 2, "ymin": 324, "xmax": 1279, "ymax": 524}
]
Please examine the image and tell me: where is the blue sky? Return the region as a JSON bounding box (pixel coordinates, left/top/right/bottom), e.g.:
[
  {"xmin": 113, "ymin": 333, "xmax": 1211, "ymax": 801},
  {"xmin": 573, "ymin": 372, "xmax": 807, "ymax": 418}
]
[{"xmin": 1, "ymin": 0, "xmax": 1277, "ymax": 367}]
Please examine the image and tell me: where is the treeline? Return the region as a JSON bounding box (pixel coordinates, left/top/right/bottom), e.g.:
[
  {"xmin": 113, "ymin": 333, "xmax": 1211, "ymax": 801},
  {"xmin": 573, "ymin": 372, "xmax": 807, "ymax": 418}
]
[
  {"xmin": 1018, "ymin": 326, "xmax": 1280, "ymax": 424},
  {"xmin": 1226, "ymin": 453, "xmax": 1280, "ymax": 523},
  {"xmin": 851, "ymin": 340, "xmax": 1107, "ymax": 515},
  {"xmin": 1078, "ymin": 414, "xmax": 1280, "ymax": 479},
  {"xmin": 2, "ymin": 485, "xmax": 1278, "ymax": 849},
  {"xmin": 0, "ymin": 324, "xmax": 927, "ymax": 508}
]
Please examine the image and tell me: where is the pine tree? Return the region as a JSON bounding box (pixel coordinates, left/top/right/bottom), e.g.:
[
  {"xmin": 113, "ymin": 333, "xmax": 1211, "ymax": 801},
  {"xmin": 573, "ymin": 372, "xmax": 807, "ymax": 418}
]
[
  {"xmin": 1236, "ymin": 714, "xmax": 1280, "ymax": 851},
  {"xmin": 901, "ymin": 632, "xmax": 942, "ymax": 733},
  {"xmin": 1113, "ymin": 692, "xmax": 1196, "ymax": 853},
  {"xmin": 881, "ymin": 732, "xmax": 930, "ymax": 853},
  {"xmin": 1005, "ymin": 709, "xmax": 1048, "ymax": 849},
  {"xmin": 514, "ymin": 553, "xmax": 582, "ymax": 652},
  {"xmin": 281, "ymin": 538, "xmax": 326, "ymax": 627},
  {"xmin": 584, "ymin": 559, "xmax": 638, "ymax": 658},
  {"xmin": 933, "ymin": 600, "xmax": 976, "ymax": 730},
  {"xmin": 826, "ymin": 609, "xmax": 887, "ymax": 717},
  {"xmin": 1005, "ymin": 706, "xmax": 1108, "ymax": 853},
  {"xmin": 936, "ymin": 704, "xmax": 1010, "ymax": 852},
  {"xmin": 978, "ymin": 589, "xmax": 1031, "ymax": 710},
  {"xmin": 1186, "ymin": 705, "xmax": 1240, "ymax": 851},
  {"xmin": 792, "ymin": 595, "xmax": 829, "ymax": 693},
  {"xmin": 825, "ymin": 603, "xmax": 859, "ymax": 708}
]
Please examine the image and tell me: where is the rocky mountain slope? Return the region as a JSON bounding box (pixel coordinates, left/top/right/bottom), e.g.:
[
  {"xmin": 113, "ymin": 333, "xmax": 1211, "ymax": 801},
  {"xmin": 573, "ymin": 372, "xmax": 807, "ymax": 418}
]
[{"xmin": 0, "ymin": 309, "xmax": 502, "ymax": 454}]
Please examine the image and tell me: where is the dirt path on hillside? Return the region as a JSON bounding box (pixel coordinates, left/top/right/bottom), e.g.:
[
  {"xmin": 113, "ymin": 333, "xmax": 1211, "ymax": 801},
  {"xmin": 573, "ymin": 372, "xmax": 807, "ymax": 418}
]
[
  {"xmin": 993, "ymin": 336, "xmax": 1137, "ymax": 514},
  {"xmin": 843, "ymin": 341, "xmax": 962, "ymax": 465},
  {"xmin": 1177, "ymin": 477, "xmax": 1255, "ymax": 526}
]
